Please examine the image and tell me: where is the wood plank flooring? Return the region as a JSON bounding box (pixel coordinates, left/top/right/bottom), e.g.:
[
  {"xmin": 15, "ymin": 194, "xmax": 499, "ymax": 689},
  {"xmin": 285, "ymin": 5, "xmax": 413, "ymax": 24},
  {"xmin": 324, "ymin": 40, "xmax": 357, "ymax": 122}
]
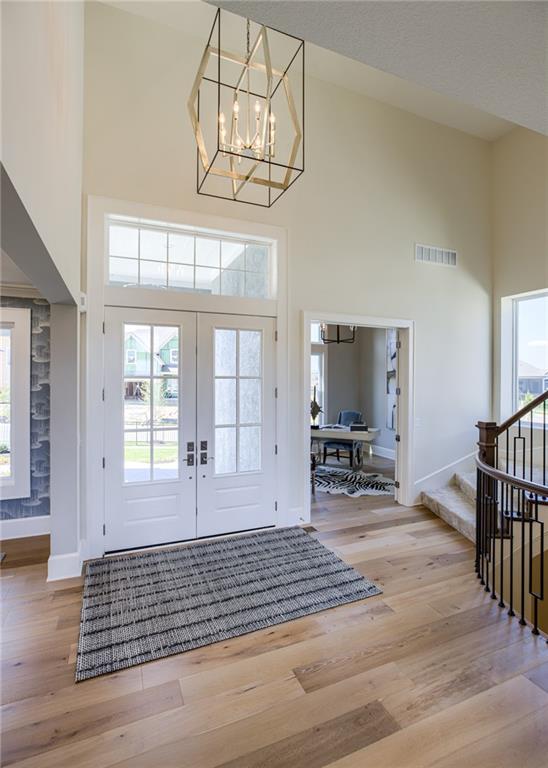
[{"xmin": 2, "ymin": 492, "xmax": 548, "ymax": 767}]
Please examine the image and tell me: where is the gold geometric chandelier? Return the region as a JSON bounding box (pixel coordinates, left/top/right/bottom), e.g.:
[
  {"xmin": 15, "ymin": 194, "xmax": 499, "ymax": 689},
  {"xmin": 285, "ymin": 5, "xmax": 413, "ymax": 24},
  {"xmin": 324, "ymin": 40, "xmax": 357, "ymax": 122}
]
[{"xmin": 188, "ymin": 9, "xmax": 305, "ymax": 207}]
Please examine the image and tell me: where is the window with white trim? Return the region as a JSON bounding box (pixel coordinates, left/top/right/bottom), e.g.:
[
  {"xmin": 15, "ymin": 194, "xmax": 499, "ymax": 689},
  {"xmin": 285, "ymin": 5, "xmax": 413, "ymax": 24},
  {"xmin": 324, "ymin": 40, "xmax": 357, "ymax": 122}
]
[
  {"xmin": 107, "ymin": 216, "xmax": 273, "ymax": 299},
  {"xmin": 512, "ymin": 291, "xmax": 548, "ymax": 424},
  {"xmin": 0, "ymin": 308, "xmax": 31, "ymax": 499}
]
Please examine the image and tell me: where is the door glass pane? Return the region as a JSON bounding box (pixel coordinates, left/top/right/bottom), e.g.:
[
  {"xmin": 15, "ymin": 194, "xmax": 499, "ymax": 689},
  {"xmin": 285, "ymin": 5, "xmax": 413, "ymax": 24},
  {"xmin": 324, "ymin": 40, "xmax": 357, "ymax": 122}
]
[
  {"xmin": 153, "ymin": 326, "xmax": 179, "ymax": 375},
  {"xmin": 239, "ymin": 330, "xmax": 261, "ymax": 376},
  {"xmin": 215, "ymin": 427, "xmax": 237, "ymax": 474},
  {"xmin": 153, "ymin": 379, "xmax": 178, "ymax": 428},
  {"xmin": 0, "ymin": 327, "xmax": 11, "ymax": 478},
  {"xmin": 152, "ymin": 429, "xmax": 178, "ymax": 480},
  {"xmin": 239, "ymin": 426, "xmax": 261, "ymax": 472},
  {"xmin": 140, "ymin": 229, "xmax": 167, "ymax": 261},
  {"xmin": 239, "ymin": 379, "xmax": 261, "ymax": 424},
  {"xmin": 124, "ymin": 380, "xmax": 150, "ymax": 430},
  {"xmin": 215, "ymin": 329, "xmax": 236, "ymax": 376},
  {"xmin": 125, "ymin": 325, "xmax": 151, "ymax": 376},
  {"xmin": 124, "ymin": 431, "xmax": 151, "ymax": 482},
  {"xmin": 215, "ymin": 378, "xmax": 236, "ymax": 426}
]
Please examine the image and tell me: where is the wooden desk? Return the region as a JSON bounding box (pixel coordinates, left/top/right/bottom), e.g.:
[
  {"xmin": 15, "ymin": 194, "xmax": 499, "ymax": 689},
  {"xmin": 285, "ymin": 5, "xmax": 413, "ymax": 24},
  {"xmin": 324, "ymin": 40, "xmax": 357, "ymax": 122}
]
[{"xmin": 310, "ymin": 427, "xmax": 380, "ymax": 470}]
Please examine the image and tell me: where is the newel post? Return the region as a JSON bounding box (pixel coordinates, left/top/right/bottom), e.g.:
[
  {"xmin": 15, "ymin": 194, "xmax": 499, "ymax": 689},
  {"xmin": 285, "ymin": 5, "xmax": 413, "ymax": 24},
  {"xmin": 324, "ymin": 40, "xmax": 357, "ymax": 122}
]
[{"xmin": 476, "ymin": 421, "xmax": 498, "ymax": 467}]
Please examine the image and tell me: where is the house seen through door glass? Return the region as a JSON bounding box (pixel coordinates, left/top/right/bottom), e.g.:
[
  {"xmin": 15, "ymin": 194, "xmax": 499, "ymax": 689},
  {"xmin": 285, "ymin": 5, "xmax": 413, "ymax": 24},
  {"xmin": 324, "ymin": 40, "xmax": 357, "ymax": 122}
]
[{"xmin": 123, "ymin": 324, "xmax": 180, "ymax": 482}]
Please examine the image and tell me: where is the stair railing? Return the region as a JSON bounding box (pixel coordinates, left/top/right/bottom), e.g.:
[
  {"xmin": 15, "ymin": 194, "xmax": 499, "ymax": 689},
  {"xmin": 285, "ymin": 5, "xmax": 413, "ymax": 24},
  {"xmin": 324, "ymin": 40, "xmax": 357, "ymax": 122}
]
[{"xmin": 476, "ymin": 390, "xmax": 548, "ymax": 640}]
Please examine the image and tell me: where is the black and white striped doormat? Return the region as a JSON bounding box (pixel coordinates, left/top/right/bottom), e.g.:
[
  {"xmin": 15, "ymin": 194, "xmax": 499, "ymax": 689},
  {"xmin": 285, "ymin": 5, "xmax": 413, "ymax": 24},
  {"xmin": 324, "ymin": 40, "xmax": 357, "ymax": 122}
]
[
  {"xmin": 315, "ymin": 466, "xmax": 395, "ymax": 497},
  {"xmin": 76, "ymin": 526, "xmax": 381, "ymax": 681}
]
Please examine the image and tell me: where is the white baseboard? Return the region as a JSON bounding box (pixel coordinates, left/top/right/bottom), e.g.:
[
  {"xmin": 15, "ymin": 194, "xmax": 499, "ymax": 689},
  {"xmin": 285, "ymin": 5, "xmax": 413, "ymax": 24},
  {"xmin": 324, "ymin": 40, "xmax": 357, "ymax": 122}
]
[
  {"xmin": 371, "ymin": 445, "xmax": 396, "ymax": 461},
  {"xmin": 412, "ymin": 451, "xmax": 476, "ymax": 504},
  {"xmin": 47, "ymin": 549, "xmax": 82, "ymax": 581},
  {"xmin": 0, "ymin": 515, "xmax": 50, "ymax": 540}
]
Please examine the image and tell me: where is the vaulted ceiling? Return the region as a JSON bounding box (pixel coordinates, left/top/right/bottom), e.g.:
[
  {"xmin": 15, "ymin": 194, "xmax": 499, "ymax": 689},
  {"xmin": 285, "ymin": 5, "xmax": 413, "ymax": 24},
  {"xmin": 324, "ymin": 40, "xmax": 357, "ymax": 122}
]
[{"xmin": 210, "ymin": 0, "xmax": 548, "ymax": 136}]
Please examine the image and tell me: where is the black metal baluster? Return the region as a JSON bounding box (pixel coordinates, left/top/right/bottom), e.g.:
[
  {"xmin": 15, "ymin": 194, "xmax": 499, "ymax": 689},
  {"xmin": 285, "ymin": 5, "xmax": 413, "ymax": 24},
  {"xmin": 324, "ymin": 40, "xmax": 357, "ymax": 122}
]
[
  {"xmin": 520, "ymin": 489, "xmax": 526, "ymax": 625},
  {"xmin": 491, "ymin": 494, "xmax": 497, "ymax": 600},
  {"xmin": 508, "ymin": 478, "xmax": 515, "ymax": 617},
  {"xmin": 499, "ymin": 478, "xmax": 505, "ymax": 608}
]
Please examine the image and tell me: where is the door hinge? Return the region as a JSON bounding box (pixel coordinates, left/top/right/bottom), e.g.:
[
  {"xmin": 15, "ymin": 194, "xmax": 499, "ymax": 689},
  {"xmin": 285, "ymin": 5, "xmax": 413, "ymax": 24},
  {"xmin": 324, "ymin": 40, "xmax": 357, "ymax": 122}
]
[
  {"xmin": 102, "ymin": 457, "xmax": 105, "ymax": 468},
  {"xmin": 396, "ymin": 340, "xmax": 401, "ymax": 349},
  {"xmin": 102, "ymin": 523, "xmax": 106, "ymax": 536},
  {"xmin": 275, "ymin": 444, "xmax": 278, "ymax": 455},
  {"xmin": 396, "ymin": 387, "xmax": 401, "ymax": 396},
  {"xmin": 395, "ymin": 480, "xmax": 400, "ymax": 489},
  {"xmin": 274, "ymin": 387, "xmax": 278, "ymax": 399},
  {"xmin": 102, "ymin": 321, "xmax": 105, "ymax": 334},
  {"xmin": 395, "ymin": 434, "xmax": 401, "ymax": 442},
  {"xmin": 275, "ymin": 330, "xmax": 278, "ymax": 342},
  {"xmin": 102, "ymin": 388, "xmax": 105, "ymax": 401},
  {"xmin": 275, "ymin": 501, "xmax": 278, "ymax": 511}
]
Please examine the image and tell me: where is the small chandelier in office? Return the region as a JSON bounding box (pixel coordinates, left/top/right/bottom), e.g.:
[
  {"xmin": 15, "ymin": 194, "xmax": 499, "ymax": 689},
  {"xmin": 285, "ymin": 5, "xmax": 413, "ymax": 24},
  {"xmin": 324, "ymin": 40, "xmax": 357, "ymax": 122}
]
[
  {"xmin": 188, "ymin": 9, "xmax": 304, "ymax": 207},
  {"xmin": 320, "ymin": 324, "xmax": 357, "ymax": 345}
]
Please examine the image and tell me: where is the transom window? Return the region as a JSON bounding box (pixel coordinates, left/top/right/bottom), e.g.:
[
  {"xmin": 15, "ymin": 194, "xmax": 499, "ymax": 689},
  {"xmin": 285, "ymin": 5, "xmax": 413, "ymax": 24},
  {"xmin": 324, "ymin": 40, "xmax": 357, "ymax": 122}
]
[{"xmin": 107, "ymin": 216, "xmax": 272, "ymax": 299}]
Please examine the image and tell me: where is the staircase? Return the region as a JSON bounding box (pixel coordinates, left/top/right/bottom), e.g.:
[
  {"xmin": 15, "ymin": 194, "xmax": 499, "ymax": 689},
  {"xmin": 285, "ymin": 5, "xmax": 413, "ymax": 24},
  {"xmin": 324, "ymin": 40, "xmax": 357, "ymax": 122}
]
[{"xmin": 421, "ymin": 472, "xmax": 476, "ymax": 542}]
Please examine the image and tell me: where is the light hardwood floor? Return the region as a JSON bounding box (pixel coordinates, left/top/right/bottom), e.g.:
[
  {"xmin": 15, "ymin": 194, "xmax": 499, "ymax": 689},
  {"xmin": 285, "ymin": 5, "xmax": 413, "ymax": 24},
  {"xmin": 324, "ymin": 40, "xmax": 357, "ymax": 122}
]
[{"xmin": 2, "ymin": 492, "xmax": 548, "ymax": 768}]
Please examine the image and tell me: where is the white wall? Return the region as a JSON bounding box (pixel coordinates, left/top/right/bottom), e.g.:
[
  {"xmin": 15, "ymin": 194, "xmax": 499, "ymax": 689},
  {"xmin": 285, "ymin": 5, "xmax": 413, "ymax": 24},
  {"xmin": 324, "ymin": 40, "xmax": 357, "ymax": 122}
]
[
  {"xmin": 359, "ymin": 327, "xmax": 397, "ymax": 453},
  {"xmin": 325, "ymin": 327, "xmax": 362, "ymax": 424},
  {"xmin": 491, "ymin": 127, "xmax": 548, "ymax": 418},
  {"xmin": 1, "ymin": 0, "xmax": 84, "ymax": 302},
  {"xmin": 84, "ymin": 3, "xmax": 492, "ymax": 513}
]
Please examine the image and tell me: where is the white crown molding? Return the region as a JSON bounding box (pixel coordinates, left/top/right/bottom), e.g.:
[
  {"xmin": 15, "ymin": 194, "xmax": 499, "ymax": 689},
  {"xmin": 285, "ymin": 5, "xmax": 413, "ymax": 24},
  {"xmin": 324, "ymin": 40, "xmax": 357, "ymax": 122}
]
[{"xmin": 0, "ymin": 283, "xmax": 42, "ymax": 299}]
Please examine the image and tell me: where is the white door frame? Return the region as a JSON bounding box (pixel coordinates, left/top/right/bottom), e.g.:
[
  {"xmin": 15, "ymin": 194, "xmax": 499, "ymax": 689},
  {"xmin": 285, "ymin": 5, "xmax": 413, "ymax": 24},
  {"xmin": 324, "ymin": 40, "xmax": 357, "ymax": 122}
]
[
  {"xmin": 302, "ymin": 311, "xmax": 415, "ymax": 519},
  {"xmin": 84, "ymin": 196, "xmax": 289, "ymax": 561}
]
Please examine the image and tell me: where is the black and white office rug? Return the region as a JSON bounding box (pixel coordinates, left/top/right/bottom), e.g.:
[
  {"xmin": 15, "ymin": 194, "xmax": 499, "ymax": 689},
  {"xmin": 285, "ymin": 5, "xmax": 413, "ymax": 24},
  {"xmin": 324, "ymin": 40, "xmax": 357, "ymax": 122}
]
[
  {"xmin": 76, "ymin": 526, "xmax": 381, "ymax": 681},
  {"xmin": 315, "ymin": 466, "xmax": 395, "ymax": 497}
]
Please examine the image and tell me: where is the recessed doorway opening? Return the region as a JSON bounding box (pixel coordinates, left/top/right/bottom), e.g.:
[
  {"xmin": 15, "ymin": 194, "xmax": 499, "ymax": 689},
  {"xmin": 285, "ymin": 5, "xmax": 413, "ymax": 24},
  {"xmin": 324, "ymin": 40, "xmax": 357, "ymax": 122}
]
[{"xmin": 302, "ymin": 312, "xmax": 414, "ymax": 520}]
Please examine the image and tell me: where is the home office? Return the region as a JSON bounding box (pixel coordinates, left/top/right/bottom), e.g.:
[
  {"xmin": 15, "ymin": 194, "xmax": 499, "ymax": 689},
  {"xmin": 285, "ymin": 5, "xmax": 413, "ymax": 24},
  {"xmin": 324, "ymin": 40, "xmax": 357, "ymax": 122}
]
[{"xmin": 309, "ymin": 321, "xmax": 397, "ymax": 498}]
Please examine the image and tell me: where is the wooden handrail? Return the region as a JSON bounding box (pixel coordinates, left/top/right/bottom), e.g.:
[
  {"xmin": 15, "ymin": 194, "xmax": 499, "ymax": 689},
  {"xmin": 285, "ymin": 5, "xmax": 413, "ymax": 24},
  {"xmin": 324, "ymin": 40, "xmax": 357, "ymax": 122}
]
[
  {"xmin": 476, "ymin": 456, "xmax": 548, "ymax": 497},
  {"xmin": 497, "ymin": 390, "xmax": 548, "ymax": 435}
]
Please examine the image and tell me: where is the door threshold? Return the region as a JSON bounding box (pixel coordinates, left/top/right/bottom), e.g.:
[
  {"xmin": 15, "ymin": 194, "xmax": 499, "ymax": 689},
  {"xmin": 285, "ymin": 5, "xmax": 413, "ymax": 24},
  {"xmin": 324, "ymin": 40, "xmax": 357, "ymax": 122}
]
[{"xmin": 103, "ymin": 524, "xmax": 276, "ymax": 558}]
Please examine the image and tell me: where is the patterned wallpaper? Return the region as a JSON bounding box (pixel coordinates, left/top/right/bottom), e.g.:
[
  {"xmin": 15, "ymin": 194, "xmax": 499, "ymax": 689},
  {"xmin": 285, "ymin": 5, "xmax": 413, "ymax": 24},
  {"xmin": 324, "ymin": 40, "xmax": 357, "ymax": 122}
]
[{"xmin": 0, "ymin": 297, "xmax": 50, "ymax": 520}]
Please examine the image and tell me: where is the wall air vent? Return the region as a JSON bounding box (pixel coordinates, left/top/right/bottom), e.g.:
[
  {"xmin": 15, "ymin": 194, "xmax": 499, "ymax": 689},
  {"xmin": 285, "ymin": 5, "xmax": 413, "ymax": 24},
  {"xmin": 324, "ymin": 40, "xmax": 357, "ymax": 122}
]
[{"xmin": 415, "ymin": 243, "xmax": 457, "ymax": 267}]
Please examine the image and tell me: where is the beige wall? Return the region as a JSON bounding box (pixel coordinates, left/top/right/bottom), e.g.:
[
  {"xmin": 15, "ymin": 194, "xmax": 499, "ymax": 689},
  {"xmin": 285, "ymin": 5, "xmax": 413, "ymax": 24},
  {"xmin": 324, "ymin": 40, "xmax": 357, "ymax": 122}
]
[
  {"xmin": 491, "ymin": 127, "xmax": 548, "ymax": 417},
  {"xmin": 84, "ymin": 3, "xmax": 492, "ymax": 511},
  {"xmin": 1, "ymin": 1, "xmax": 84, "ymax": 302}
]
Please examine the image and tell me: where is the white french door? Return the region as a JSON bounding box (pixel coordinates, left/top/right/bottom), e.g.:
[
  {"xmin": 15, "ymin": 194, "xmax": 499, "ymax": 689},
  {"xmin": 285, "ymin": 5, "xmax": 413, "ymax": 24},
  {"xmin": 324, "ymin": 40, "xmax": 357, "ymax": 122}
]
[
  {"xmin": 103, "ymin": 307, "xmax": 276, "ymax": 551},
  {"xmin": 196, "ymin": 314, "xmax": 276, "ymax": 537}
]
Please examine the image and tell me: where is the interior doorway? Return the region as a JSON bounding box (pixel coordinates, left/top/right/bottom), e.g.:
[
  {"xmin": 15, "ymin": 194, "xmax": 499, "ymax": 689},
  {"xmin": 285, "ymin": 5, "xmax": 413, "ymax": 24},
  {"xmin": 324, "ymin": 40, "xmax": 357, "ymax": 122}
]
[
  {"xmin": 103, "ymin": 306, "xmax": 277, "ymax": 552},
  {"xmin": 303, "ymin": 312, "xmax": 414, "ymax": 518}
]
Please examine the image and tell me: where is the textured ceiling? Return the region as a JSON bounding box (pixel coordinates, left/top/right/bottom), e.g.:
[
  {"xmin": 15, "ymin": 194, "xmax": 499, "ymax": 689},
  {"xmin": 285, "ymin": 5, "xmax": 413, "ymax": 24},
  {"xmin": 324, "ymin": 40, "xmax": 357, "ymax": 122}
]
[
  {"xmin": 210, "ymin": 0, "xmax": 548, "ymax": 136},
  {"xmin": 102, "ymin": 1, "xmax": 513, "ymax": 140}
]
